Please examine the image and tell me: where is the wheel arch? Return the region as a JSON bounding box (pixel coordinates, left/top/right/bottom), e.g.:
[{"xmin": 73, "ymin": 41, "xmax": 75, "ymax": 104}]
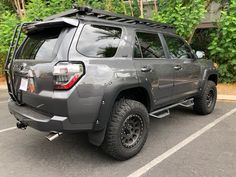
[
  {"xmin": 208, "ymin": 74, "xmax": 218, "ymax": 85},
  {"xmin": 88, "ymin": 84, "xmax": 152, "ymax": 146},
  {"xmin": 201, "ymin": 69, "xmax": 218, "ymax": 89}
]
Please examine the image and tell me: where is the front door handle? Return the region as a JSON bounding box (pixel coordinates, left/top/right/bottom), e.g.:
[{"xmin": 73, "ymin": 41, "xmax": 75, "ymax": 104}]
[
  {"xmin": 141, "ymin": 66, "xmax": 152, "ymax": 72},
  {"xmin": 174, "ymin": 65, "xmax": 182, "ymax": 70}
]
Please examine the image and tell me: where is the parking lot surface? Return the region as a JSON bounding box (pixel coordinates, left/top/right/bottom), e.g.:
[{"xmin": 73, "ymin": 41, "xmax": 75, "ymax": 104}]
[{"xmin": 0, "ymin": 89, "xmax": 235, "ymax": 177}]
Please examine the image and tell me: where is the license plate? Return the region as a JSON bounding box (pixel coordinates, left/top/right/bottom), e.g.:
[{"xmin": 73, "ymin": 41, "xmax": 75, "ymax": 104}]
[{"xmin": 19, "ymin": 78, "xmax": 28, "ymax": 91}]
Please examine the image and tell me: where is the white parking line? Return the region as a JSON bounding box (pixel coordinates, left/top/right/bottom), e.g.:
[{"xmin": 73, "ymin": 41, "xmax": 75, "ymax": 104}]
[
  {"xmin": 0, "ymin": 127, "xmax": 16, "ymax": 133},
  {"xmin": 127, "ymin": 107, "xmax": 236, "ymax": 177}
]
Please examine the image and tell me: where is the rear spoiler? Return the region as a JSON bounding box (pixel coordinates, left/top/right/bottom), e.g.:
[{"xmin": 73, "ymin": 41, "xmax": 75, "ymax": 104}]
[{"xmin": 22, "ymin": 17, "xmax": 79, "ymax": 34}]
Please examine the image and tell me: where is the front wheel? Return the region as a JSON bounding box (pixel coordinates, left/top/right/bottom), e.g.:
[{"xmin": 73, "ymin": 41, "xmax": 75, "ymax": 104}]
[
  {"xmin": 194, "ymin": 80, "xmax": 217, "ymax": 115},
  {"xmin": 102, "ymin": 99, "xmax": 149, "ymax": 160}
]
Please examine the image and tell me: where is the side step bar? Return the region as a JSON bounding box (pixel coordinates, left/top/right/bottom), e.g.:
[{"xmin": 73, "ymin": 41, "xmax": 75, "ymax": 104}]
[{"xmin": 149, "ymin": 98, "xmax": 194, "ymax": 119}]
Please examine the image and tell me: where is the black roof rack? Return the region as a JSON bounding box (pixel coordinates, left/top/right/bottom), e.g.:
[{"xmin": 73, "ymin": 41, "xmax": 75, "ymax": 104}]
[{"xmin": 45, "ymin": 5, "xmax": 175, "ymax": 31}]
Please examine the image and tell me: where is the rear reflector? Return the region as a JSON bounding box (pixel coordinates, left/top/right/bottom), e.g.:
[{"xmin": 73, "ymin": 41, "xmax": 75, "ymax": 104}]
[{"xmin": 53, "ymin": 61, "xmax": 84, "ymax": 90}]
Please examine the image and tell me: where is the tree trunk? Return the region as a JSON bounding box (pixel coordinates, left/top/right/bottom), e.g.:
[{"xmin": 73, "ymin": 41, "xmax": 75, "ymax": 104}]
[
  {"xmin": 128, "ymin": 0, "xmax": 134, "ymax": 16},
  {"xmin": 188, "ymin": 27, "xmax": 196, "ymax": 44},
  {"xmin": 139, "ymin": 0, "xmax": 144, "ymax": 18},
  {"xmin": 154, "ymin": 0, "xmax": 158, "ymax": 13},
  {"xmin": 21, "ymin": 0, "xmax": 25, "ymax": 16},
  {"xmin": 12, "ymin": 0, "xmax": 25, "ymax": 18}
]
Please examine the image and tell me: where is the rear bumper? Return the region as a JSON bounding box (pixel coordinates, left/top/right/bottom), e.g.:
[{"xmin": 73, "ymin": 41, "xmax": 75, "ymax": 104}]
[{"xmin": 8, "ymin": 100, "xmax": 94, "ymax": 132}]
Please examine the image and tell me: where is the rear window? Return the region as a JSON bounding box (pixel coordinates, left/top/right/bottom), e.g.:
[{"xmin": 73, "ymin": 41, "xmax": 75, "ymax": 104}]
[
  {"xmin": 16, "ymin": 28, "xmax": 61, "ymax": 60},
  {"xmin": 77, "ymin": 24, "xmax": 122, "ymax": 58}
]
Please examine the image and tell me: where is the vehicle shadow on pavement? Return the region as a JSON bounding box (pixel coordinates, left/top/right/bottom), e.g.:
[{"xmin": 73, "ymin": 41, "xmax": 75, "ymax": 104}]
[
  {"xmin": 12, "ymin": 105, "xmax": 223, "ymax": 167},
  {"xmin": 20, "ymin": 107, "xmax": 197, "ymax": 162},
  {"xmin": 19, "ymin": 131, "xmax": 121, "ymax": 165}
]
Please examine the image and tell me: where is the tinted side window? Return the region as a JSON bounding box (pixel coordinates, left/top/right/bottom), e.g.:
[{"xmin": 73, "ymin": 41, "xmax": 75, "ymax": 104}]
[
  {"xmin": 77, "ymin": 25, "xmax": 122, "ymax": 58},
  {"xmin": 164, "ymin": 35, "xmax": 193, "ymax": 59},
  {"xmin": 135, "ymin": 32, "xmax": 165, "ymax": 58}
]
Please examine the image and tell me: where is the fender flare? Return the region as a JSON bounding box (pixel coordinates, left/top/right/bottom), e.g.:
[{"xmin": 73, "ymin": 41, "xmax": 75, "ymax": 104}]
[
  {"xmin": 88, "ymin": 83, "xmax": 152, "ymax": 146},
  {"xmin": 198, "ymin": 68, "xmax": 218, "ymax": 94}
]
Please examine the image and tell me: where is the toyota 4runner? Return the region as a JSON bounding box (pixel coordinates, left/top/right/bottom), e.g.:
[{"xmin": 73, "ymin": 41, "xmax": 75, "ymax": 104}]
[{"xmin": 5, "ymin": 6, "xmax": 218, "ymax": 160}]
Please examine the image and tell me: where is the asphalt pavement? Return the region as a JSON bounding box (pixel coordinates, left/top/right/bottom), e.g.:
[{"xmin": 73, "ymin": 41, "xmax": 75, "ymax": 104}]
[{"xmin": 0, "ymin": 89, "xmax": 235, "ymax": 177}]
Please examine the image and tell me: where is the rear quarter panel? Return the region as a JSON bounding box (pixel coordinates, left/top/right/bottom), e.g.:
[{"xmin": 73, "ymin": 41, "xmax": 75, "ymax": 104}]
[{"xmin": 67, "ymin": 22, "xmax": 140, "ymax": 127}]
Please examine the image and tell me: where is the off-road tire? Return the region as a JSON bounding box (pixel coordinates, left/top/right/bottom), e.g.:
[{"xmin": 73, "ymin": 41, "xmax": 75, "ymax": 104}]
[
  {"xmin": 194, "ymin": 80, "xmax": 217, "ymax": 115},
  {"xmin": 102, "ymin": 99, "xmax": 149, "ymax": 160}
]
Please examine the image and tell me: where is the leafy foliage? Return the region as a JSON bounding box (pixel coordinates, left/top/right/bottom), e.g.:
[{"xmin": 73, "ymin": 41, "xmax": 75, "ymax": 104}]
[
  {"xmin": 0, "ymin": 0, "xmax": 235, "ymax": 83},
  {"xmin": 208, "ymin": 1, "xmax": 236, "ymax": 83},
  {"xmin": 0, "ymin": 11, "xmax": 19, "ymax": 73},
  {"xmin": 151, "ymin": 0, "xmax": 206, "ymax": 39},
  {"xmin": 132, "ymin": 0, "xmax": 140, "ymax": 17},
  {"xmin": 0, "ymin": 0, "xmax": 13, "ymax": 12},
  {"xmin": 24, "ymin": 0, "xmax": 74, "ymax": 21}
]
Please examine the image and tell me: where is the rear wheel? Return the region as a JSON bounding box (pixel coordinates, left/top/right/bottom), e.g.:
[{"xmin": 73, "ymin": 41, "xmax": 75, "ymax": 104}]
[
  {"xmin": 194, "ymin": 80, "xmax": 217, "ymax": 115},
  {"xmin": 102, "ymin": 99, "xmax": 149, "ymax": 160}
]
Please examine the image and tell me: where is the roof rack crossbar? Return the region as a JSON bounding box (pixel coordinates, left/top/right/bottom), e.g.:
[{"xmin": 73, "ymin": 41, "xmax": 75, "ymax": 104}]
[
  {"xmin": 45, "ymin": 6, "xmax": 175, "ymax": 30},
  {"xmin": 106, "ymin": 16, "xmax": 119, "ymax": 20},
  {"xmin": 115, "ymin": 18, "xmax": 128, "ymax": 22}
]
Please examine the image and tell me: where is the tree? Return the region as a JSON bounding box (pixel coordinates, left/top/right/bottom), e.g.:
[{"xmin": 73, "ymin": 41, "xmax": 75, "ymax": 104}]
[
  {"xmin": 139, "ymin": 0, "xmax": 144, "ymax": 18},
  {"xmin": 12, "ymin": 0, "xmax": 26, "ymax": 18},
  {"xmin": 128, "ymin": 0, "xmax": 134, "ymax": 16},
  {"xmin": 153, "ymin": 0, "xmax": 158, "ymax": 13}
]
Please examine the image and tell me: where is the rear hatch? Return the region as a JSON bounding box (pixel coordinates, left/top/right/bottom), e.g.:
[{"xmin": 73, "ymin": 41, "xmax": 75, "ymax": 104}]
[{"xmin": 11, "ymin": 18, "xmax": 78, "ymax": 116}]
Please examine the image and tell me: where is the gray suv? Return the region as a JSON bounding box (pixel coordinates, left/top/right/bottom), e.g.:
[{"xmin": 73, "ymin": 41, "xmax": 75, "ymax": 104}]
[{"xmin": 5, "ymin": 6, "xmax": 217, "ymax": 160}]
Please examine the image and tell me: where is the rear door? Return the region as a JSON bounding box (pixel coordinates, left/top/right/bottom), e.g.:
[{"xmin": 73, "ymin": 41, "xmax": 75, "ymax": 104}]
[
  {"xmin": 133, "ymin": 31, "xmax": 175, "ymax": 107},
  {"xmin": 163, "ymin": 34, "xmax": 201, "ymax": 99},
  {"xmin": 11, "ymin": 25, "xmax": 76, "ymax": 115}
]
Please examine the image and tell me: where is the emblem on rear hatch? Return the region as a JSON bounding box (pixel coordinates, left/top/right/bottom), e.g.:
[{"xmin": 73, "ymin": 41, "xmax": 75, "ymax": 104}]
[{"xmin": 19, "ymin": 63, "xmax": 27, "ymax": 71}]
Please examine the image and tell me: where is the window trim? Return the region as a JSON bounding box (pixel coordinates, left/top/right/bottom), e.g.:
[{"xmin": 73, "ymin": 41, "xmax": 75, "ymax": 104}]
[
  {"xmin": 132, "ymin": 30, "xmax": 169, "ymax": 60},
  {"xmin": 76, "ymin": 23, "xmax": 123, "ymax": 59},
  {"xmin": 133, "ymin": 35, "xmax": 143, "ymax": 58}
]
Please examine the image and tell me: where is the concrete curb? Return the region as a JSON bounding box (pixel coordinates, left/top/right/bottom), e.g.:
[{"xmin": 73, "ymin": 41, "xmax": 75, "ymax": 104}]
[
  {"xmin": 0, "ymin": 85, "xmax": 7, "ymax": 90},
  {"xmin": 218, "ymin": 95, "xmax": 236, "ymax": 101}
]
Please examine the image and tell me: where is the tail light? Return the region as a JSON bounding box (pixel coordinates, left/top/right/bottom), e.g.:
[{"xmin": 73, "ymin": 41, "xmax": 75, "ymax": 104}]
[{"xmin": 53, "ymin": 61, "xmax": 84, "ymax": 90}]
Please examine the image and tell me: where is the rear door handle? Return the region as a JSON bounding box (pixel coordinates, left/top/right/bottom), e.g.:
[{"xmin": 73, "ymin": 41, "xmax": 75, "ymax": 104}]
[
  {"xmin": 174, "ymin": 65, "xmax": 182, "ymax": 70},
  {"xmin": 141, "ymin": 66, "xmax": 152, "ymax": 72}
]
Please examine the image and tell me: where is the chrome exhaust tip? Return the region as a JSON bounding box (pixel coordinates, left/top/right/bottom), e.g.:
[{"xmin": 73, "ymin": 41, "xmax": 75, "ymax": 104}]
[{"xmin": 45, "ymin": 131, "xmax": 62, "ymax": 141}]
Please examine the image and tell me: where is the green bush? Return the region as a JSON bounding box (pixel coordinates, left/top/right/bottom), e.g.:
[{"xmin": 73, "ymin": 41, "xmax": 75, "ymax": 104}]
[
  {"xmin": 208, "ymin": 1, "xmax": 236, "ymax": 83},
  {"xmin": 0, "ymin": 11, "xmax": 19, "ymax": 73}
]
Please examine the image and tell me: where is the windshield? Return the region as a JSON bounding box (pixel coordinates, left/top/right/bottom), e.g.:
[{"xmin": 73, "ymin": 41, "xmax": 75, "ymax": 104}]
[{"xmin": 16, "ymin": 28, "xmax": 61, "ymax": 60}]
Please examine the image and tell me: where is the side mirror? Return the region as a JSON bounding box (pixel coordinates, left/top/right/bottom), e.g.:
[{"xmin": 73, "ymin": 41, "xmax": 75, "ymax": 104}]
[{"xmin": 196, "ymin": 51, "xmax": 205, "ymax": 59}]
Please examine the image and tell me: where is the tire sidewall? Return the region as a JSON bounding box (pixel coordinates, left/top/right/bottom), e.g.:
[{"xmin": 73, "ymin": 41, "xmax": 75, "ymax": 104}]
[{"xmin": 199, "ymin": 81, "xmax": 217, "ymax": 114}]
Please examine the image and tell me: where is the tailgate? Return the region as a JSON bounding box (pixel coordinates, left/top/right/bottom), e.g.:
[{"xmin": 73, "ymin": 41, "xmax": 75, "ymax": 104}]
[{"xmin": 10, "ymin": 23, "xmax": 77, "ymax": 116}]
